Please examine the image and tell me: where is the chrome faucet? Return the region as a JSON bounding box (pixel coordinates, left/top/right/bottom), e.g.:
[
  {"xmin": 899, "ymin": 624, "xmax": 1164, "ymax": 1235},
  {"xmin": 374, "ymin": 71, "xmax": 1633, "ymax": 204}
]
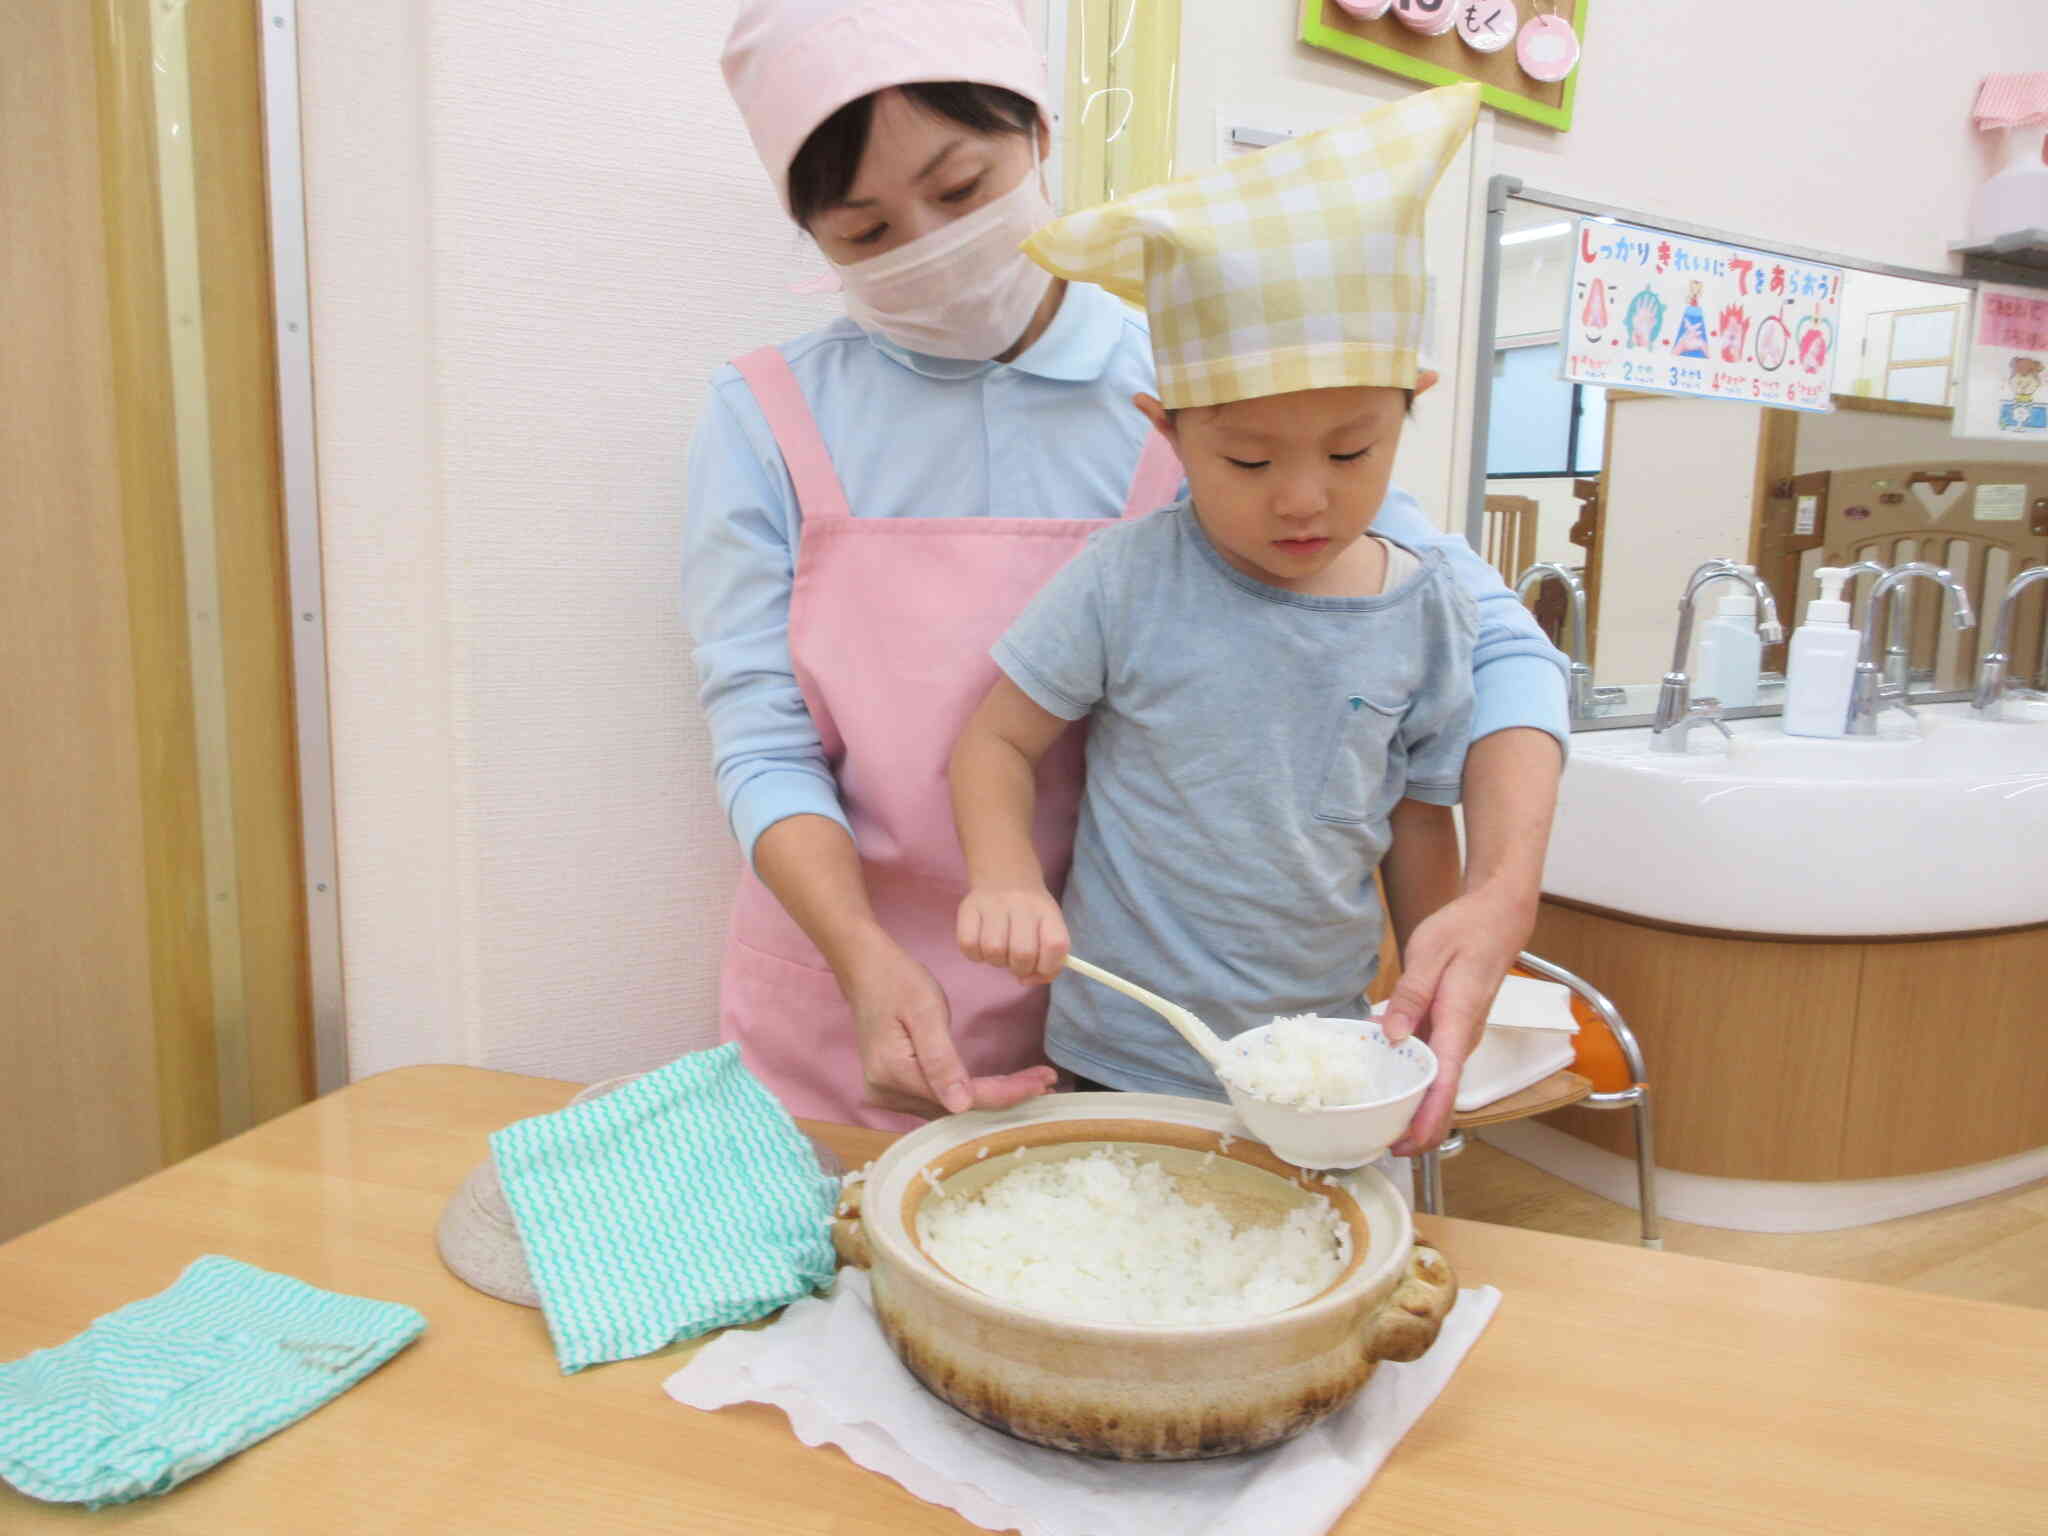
[
  {"xmin": 1656, "ymin": 697, "xmax": 1735, "ymax": 752},
  {"xmin": 1514, "ymin": 562, "xmax": 1594, "ymax": 721},
  {"xmin": 1971, "ymin": 564, "xmax": 2048, "ymax": 720},
  {"xmin": 1651, "ymin": 559, "xmax": 1784, "ymax": 752},
  {"xmin": 1848, "ymin": 563, "xmax": 1975, "ymax": 734},
  {"xmin": 1834, "ymin": 560, "xmax": 1916, "ymax": 686}
]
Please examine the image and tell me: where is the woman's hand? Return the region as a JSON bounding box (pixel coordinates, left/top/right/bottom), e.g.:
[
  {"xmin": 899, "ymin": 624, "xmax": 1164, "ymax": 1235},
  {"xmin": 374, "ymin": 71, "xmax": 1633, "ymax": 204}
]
[
  {"xmin": 840, "ymin": 929, "xmax": 1057, "ymax": 1118},
  {"xmin": 1379, "ymin": 882, "xmax": 1534, "ymax": 1156},
  {"xmin": 957, "ymin": 884, "xmax": 1070, "ymax": 984}
]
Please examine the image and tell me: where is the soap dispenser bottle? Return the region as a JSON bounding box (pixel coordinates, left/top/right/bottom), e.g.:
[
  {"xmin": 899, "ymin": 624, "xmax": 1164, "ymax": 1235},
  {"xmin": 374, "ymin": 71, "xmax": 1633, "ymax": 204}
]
[
  {"xmin": 1697, "ymin": 566, "xmax": 1763, "ymax": 708},
  {"xmin": 1782, "ymin": 567, "xmax": 1860, "ymax": 738}
]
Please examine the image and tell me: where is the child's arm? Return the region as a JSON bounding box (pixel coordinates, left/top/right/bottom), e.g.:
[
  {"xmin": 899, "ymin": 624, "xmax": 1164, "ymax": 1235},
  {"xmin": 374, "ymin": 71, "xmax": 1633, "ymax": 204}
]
[
  {"xmin": 1379, "ymin": 798, "xmax": 1463, "ymax": 965},
  {"xmin": 949, "ymin": 678, "xmax": 1075, "ymax": 985}
]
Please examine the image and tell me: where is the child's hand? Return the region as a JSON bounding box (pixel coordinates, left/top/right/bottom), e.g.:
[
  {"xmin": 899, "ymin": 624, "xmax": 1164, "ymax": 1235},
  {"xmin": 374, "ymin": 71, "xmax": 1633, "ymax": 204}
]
[{"xmin": 957, "ymin": 886, "xmax": 1071, "ymax": 984}]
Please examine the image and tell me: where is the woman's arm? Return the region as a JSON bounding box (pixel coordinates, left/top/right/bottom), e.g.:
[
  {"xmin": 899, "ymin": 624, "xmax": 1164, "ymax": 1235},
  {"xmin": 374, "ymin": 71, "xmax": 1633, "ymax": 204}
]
[
  {"xmin": 1368, "ymin": 486, "xmax": 1568, "ymax": 1154},
  {"xmin": 950, "ymin": 678, "xmax": 1074, "ymax": 984},
  {"xmin": 1382, "ymin": 727, "xmax": 1563, "ymax": 1156},
  {"xmin": 683, "ymin": 375, "xmax": 849, "ymax": 858},
  {"xmin": 1380, "ymin": 798, "xmax": 1463, "ymax": 958}
]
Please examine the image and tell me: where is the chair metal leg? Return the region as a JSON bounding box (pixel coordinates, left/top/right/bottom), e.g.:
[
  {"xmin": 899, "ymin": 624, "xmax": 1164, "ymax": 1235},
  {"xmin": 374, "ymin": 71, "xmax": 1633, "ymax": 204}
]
[
  {"xmin": 1416, "ymin": 1147, "xmax": 1444, "ymax": 1215},
  {"xmin": 1631, "ymin": 1089, "xmax": 1663, "ymax": 1250}
]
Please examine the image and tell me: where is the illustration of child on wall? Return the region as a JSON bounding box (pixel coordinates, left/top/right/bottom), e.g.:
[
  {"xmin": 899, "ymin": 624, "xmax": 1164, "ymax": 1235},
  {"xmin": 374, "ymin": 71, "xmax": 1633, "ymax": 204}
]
[
  {"xmin": 2001, "ymin": 357, "xmax": 2047, "ymax": 432},
  {"xmin": 1625, "ymin": 287, "xmax": 1665, "ymax": 350},
  {"xmin": 1672, "ymin": 281, "xmax": 1711, "ymax": 358}
]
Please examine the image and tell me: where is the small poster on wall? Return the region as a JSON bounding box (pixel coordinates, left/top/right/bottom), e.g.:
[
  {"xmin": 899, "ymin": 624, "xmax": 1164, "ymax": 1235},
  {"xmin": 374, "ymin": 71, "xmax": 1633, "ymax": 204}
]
[
  {"xmin": 1561, "ymin": 219, "xmax": 1843, "ymax": 413},
  {"xmin": 1954, "ymin": 283, "xmax": 2048, "ymax": 441}
]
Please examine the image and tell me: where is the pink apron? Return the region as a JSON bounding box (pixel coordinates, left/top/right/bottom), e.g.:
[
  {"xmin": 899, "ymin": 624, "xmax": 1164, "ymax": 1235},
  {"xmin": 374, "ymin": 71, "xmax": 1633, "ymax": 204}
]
[{"xmin": 718, "ymin": 346, "xmax": 1183, "ymax": 1130}]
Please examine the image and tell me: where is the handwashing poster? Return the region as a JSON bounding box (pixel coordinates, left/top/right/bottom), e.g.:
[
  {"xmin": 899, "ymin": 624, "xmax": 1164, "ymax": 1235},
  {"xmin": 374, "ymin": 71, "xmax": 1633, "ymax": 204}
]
[
  {"xmin": 1954, "ymin": 283, "xmax": 2048, "ymax": 441},
  {"xmin": 1562, "ymin": 220, "xmax": 1842, "ymax": 412}
]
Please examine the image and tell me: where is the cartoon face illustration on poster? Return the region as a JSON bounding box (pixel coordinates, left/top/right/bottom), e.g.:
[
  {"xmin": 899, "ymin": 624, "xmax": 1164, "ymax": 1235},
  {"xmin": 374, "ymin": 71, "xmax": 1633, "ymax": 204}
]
[
  {"xmin": 1753, "ymin": 315, "xmax": 1790, "ymax": 373},
  {"xmin": 1580, "ymin": 278, "xmax": 1610, "ymax": 339},
  {"xmin": 1716, "ymin": 305, "xmax": 1750, "ymax": 364},
  {"xmin": 1795, "ymin": 315, "xmax": 1832, "ymax": 378},
  {"xmin": 1625, "ymin": 287, "xmax": 1665, "ymax": 350},
  {"xmin": 2001, "ymin": 357, "xmax": 2048, "ymax": 433},
  {"xmin": 1671, "ymin": 282, "xmax": 1711, "ymax": 359}
]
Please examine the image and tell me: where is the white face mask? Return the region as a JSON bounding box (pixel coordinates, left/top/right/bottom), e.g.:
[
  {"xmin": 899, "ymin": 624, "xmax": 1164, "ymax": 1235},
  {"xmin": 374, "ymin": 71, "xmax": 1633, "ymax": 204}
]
[{"xmin": 832, "ymin": 166, "xmax": 1057, "ymax": 361}]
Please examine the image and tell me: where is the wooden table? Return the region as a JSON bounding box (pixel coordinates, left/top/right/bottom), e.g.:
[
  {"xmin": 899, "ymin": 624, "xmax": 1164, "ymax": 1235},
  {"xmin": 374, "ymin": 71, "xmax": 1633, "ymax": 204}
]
[{"xmin": 2, "ymin": 1067, "xmax": 2043, "ymax": 1534}]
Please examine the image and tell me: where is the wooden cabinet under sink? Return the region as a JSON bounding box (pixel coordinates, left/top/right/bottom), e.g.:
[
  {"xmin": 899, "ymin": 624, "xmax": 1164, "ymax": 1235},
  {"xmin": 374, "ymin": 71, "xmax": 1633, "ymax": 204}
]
[{"xmin": 1527, "ymin": 898, "xmax": 2048, "ymax": 1182}]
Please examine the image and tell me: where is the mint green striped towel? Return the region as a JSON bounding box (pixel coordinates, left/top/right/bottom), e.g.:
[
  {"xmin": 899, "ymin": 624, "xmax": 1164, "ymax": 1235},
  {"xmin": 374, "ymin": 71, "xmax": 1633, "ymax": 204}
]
[
  {"xmin": 491, "ymin": 1043, "xmax": 838, "ymax": 1374},
  {"xmin": 0, "ymin": 1256, "xmax": 425, "ymax": 1507}
]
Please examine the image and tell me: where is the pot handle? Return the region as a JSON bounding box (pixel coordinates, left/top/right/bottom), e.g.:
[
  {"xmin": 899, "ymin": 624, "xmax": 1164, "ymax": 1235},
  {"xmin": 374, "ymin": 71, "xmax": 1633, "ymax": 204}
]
[
  {"xmin": 830, "ymin": 1173, "xmax": 872, "ymax": 1270},
  {"xmin": 1367, "ymin": 1246, "xmax": 1457, "ymax": 1363}
]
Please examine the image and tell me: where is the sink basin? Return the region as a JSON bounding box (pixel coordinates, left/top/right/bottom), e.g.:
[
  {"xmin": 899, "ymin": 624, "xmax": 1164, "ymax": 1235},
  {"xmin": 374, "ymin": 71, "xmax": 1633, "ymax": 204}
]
[
  {"xmin": 1546, "ymin": 701, "xmax": 2048, "ymax": 934},
  {"xmin": 1957, "ymin": 693, "xmax": 2048, "ymax": 727}
]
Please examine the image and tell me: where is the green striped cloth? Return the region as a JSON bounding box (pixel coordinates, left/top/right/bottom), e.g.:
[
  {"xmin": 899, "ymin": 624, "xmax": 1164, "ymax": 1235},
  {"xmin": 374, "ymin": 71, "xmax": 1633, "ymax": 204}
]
[
  {"xmin": 0, "ymin": 1256, "xmax": 425, "ymax": 1507},
  {"xmin": 490, "ymin": 1044, "xmax": 838, "ymax": 1374}
]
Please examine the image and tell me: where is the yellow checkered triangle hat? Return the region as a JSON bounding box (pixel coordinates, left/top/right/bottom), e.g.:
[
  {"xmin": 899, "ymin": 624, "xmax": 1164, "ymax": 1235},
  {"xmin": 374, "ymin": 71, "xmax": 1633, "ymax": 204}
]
[{"xmin": 1025, "ymin": 84, "xmax": 1479, "ymax": 408}]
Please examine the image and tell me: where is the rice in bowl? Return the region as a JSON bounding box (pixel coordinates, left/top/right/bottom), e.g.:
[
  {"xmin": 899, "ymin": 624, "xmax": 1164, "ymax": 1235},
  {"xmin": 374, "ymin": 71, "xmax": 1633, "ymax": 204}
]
[{"xmin": 1218, "ymin": 1013, "xmax": 1409, "ymax": 1109}]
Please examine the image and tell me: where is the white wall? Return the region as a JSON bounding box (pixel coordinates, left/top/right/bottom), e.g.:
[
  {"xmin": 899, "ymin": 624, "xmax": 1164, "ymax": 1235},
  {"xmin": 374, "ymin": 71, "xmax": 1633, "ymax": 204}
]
[
  {"xmin": 1595, "ymin": 396, "xmax": 1760, "ymax": 685},
  {"xmin": 1796, "ymin": 407, "xmax": 2048, "ymax": 477},
  {"xmin": 1487, "ymin": 3, "xmax": 2048, "ymax": 273},
  {"xmin": 302, "ymin": 0, "xmax": 840, "ymax": 1080}
]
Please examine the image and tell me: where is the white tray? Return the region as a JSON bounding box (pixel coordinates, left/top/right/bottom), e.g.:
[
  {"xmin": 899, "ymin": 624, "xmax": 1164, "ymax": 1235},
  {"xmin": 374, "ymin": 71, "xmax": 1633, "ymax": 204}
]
[{"xmin": 1453, "ymin": 1026, "xmax": 1579, "ymax": 1112}]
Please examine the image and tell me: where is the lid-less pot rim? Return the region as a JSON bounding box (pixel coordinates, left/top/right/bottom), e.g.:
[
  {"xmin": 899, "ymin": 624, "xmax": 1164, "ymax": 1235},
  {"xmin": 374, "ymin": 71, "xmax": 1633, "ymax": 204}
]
[{"xmin": 860, "ymin": 1095, "xmax": 1415, "ymax": 1339}]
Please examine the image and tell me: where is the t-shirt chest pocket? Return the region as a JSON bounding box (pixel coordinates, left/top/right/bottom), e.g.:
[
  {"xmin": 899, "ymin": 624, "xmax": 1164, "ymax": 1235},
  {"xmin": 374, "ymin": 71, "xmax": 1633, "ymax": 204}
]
[{"xmin": 1314, "ymin": 690, "xmax": 1409, "ymax": 825}]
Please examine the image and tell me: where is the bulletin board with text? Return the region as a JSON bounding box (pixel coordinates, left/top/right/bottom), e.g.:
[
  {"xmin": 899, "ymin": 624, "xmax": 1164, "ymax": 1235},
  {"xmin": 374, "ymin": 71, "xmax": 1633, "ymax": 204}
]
[{"xmin": 1299, "ymin": 0, "xmax": 1587, "ymax": 132}]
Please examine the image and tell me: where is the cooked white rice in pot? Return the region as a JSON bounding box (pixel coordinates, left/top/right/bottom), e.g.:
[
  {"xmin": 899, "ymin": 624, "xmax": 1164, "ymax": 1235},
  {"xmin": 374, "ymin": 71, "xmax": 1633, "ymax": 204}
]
[{"xmin": 915, "ymin": 1148, "xmax": 1349, "ymax": 1324}]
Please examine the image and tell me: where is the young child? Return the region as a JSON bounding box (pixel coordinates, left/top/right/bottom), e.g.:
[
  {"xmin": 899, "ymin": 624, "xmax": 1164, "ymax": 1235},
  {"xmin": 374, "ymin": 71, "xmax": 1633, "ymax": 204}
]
[{"xmin": 948, "ymin": 85, "xmax": 1481, "ymax": 1103}]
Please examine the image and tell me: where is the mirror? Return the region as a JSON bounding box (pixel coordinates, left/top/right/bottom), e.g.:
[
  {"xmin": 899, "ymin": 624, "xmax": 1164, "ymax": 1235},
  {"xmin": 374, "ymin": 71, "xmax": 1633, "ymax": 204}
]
[{"xmin": 1473, "ymin": 187, "xmax": 2048, "ymax": 729}]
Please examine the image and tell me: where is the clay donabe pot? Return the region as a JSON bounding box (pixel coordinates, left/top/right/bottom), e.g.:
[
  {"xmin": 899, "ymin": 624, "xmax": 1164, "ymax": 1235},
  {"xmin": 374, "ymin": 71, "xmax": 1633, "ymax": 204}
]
[{"xmin": 832, "ymin": 1093, "xmax": 1456, "ymax": 1461}]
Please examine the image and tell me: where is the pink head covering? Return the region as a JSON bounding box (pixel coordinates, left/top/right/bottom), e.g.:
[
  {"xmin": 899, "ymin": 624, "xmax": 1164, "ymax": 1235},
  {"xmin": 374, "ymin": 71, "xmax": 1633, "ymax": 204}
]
[{"xmin": 722, "ymin": 0, "xmax": 1052, "ymax": 213}]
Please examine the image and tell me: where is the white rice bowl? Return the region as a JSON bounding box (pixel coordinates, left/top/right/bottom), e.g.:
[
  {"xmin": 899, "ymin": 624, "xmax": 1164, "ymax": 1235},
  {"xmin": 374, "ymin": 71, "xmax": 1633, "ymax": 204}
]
[{"xmin": 914, "ymin": 1147, "xmax": 1350, "ymax": 1325}]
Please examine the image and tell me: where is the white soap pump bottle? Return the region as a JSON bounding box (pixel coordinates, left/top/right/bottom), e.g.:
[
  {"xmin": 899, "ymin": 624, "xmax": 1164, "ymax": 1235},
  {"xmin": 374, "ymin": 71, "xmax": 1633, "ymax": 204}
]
[
  {"xmin": 1696, "ymin": 564, "xmax": 1764, "ymax": 708},
  {"xmin": 1782, "ymin": 567, "xmax": 1861, "ymax": 739}
]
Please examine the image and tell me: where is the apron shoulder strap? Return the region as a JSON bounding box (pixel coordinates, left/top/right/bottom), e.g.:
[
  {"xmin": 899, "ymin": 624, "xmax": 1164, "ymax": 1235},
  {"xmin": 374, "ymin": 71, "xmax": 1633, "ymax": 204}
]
[
  {"xmin": 1121, "ymin": 429, "xmax": 1184, "ymax": 521},
  {"xmin": 732, "ymin": 346, "xmax": 852, "ymax": 522}
]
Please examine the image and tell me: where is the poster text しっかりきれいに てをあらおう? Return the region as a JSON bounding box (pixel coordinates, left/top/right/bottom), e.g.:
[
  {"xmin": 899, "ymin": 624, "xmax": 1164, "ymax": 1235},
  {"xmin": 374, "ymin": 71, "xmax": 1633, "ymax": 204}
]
[{"xmin": 1561, "ymin": 220, "xmax": 1843, "ymax": 413}]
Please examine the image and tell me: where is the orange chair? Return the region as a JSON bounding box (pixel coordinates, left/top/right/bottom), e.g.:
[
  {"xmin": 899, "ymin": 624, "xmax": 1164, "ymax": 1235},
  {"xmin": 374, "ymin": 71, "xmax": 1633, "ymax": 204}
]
[{"xmin": 1415, "ymin": 951, "xmax": 1662, "ymax": 1249}]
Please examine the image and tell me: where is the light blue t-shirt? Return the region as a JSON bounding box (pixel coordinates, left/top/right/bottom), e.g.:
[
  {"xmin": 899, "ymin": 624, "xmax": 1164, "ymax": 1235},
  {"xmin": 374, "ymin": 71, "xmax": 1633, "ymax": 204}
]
[
  {"xmin": 993, "ymin": 505, "xmax": 1477, "ymax": 1099},
  {"xmin": 680, "ymin": 279, "xmax": 1568, "ymax": 864}
]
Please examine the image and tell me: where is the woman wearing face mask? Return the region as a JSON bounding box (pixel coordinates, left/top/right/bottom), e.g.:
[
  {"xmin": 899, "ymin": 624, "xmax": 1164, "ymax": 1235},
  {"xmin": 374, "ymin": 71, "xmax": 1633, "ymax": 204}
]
[{"xmin": 686, "ymin": 0, "xmax": 1571, "ymax": 1142}]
